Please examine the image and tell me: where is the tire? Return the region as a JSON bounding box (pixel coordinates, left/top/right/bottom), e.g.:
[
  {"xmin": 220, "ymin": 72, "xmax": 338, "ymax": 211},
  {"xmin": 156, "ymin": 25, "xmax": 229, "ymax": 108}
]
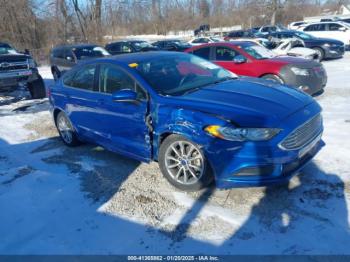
[
  {"xmin": 158, "ymin": 134, "xmax": 214, "ymax": 191},
  {"xmin": 52, "ymin": 67, "xmax": 61, "ymax": 81},
  {"xmin": 28, "ymin": 75, "xmax": 46, "ymax": 99},
  {"xmin": 55, "ymin": 111, "xmax": 80, "ymax": 147},
  {"xmin": 261, "ymin": 74, "xmax": 284, "ymax": 84},
  {"xmin": 312, "ymin": 47, "xmax": 325, "ymax": 62}
]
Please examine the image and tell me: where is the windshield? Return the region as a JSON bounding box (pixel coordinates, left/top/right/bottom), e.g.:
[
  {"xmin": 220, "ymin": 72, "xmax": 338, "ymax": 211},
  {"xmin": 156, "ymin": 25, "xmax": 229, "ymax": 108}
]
[
  {"xmin": 0, "ymin": 44, "xmax": 18, "ymax": 55},
  {"xmin": 173, "ymin": 40, "xmax": 191, "ymax": 47},
  {"xmin": 210, "ymin": 37, "xmax": 222, "ymax": 42},
  {"xmin": 134, "ymin": 54, "xmax": 237, "ymax": 96},
  {"xmin": 240, "ymin": 43, "xmax": 275, "ymax": 59},
  {"xmin": 294, "ymin": 31, "xmax": 314, "ymax": 40},
  {"xmin": 131, "ymin": 41, "xmax": 153, "ymax": 51},
  {"xmin": 73, "ymin": 46, "xmax": 110, "ymax": 59}
]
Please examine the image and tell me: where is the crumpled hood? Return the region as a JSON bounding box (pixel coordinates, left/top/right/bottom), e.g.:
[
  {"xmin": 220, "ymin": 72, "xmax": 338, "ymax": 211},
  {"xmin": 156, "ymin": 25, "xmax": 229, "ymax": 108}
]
[
  {"xmin": 287, "ymin": 47, "xmax": 317, "ymax": 57},
  {"xmin": 169, "ymin": 77, "xmax": 315, "ymax": 127}
]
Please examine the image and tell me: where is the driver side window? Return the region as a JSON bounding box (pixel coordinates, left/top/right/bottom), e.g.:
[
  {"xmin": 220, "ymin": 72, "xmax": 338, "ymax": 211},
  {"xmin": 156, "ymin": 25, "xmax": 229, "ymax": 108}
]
[
  {"xmin": 98, "ymin": 64, "xmax": 146, "ymax": 100},
  {"xmin": 215, "ymin": 46, "xmax": 239, "ymax": 61}
]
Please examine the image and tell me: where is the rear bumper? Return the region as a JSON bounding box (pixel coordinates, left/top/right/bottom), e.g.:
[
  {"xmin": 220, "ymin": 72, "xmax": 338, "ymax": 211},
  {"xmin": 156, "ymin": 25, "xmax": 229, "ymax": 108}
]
[{"xmin": 0, "ymin": 69, "xmax": 39, "ymax": 88}]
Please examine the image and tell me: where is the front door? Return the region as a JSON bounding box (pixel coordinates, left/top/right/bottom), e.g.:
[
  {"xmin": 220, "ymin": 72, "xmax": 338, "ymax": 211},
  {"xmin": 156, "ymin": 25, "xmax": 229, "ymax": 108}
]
[
  {"xmin": 94, "ymin": 63, "xmax": 151, "ymax": 162},
  {"xmin": 213, "ymin": 46, "xmax": 255, "ymax": 76}
]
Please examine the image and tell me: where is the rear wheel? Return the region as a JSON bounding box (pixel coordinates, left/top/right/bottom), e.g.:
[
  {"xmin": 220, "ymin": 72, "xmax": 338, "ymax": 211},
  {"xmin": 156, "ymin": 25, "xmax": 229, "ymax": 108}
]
[
  {"xmin": 159, "ymin": 134, "xmax": 214, "ymax": 191},
  {"xmin": 28, "ymin": 75, "xmax": 46, "ymax": 99},
  {"xmin": 56, "ymin": 111, "xmax": 80, "ymax": 147},
  {"xmin": 261, "ymin": 74, "xmax": 284, "ymax": 84},
  {"xmin": 312, "ymin": 47, "xmax": 325, "ymax": 62}
]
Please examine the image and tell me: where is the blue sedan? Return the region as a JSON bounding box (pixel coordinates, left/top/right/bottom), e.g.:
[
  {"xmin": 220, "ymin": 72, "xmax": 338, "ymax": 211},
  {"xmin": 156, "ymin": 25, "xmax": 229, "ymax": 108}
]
[{"xmin": 49, "ymin": 52, "xmax": 324, "ymax": 191}]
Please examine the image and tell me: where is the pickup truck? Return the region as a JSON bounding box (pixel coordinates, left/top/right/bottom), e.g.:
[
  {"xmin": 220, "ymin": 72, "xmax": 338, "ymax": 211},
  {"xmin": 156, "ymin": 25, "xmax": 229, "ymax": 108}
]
[{"xmin": 0, "ymin": 42, "xmax": 46, "ymax": 99}]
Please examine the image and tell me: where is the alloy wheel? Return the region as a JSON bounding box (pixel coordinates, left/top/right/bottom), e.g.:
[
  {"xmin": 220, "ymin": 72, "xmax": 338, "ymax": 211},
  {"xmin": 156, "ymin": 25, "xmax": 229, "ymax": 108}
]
[
  {"xmin": 164, "ymin": 141, "xmax": 204, "ymax": 185},
  {"xmin": 57, "ymin": 115, "xmax": 73, "ymax": 144}
]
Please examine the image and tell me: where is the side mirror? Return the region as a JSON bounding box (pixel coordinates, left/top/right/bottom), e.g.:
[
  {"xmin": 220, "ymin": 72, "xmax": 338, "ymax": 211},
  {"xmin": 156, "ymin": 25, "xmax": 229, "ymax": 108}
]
[
  {"xmin": 339, "ymin": 27, "xmax": 347, "ymax": 32},
  {"xmin": 24, "ymin": 49, "xmax": 30, "ymax": 55},
  {"xmin": 233, "ymin": 55, "xmax": 247, "ymax": 64},
  {"xmin": 66, "ymin": 56, "xmax": 73, "ymax": 61},
  {"xmin": 112, "ymin": 89, "xmax": 137, "ymax": 102}
]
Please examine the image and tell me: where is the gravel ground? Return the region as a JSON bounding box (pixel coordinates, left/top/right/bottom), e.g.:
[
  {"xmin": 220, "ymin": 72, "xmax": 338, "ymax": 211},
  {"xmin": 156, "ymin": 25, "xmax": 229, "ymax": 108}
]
[{"xmin": 0, "ymin": 55, "xmax": 350, "ymax": 254}]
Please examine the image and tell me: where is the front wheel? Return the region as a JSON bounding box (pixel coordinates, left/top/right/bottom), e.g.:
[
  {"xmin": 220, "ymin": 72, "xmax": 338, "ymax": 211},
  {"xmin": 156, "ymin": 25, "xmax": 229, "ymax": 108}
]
[
  {"xmin": 56, "ymin": 111, "xmax": 80, "ymax": 147},
  {"xmin": 158, "ymin": 134, "xmax": 214, "ymax": 191},
  {"xmin": 312, "ymin": 47, "xmax": 325, "ymax": 62},
  {"xmin": 261, "ymin": 74, "xmax": 284, "ymax": 84},
  {"xmin": 28, "ymin": 75, "xmax": 46, "ymax": 99}
]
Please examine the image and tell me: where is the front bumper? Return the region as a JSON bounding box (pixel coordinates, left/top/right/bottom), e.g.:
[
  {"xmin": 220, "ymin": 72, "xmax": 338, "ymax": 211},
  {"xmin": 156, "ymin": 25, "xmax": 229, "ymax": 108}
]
[
  {"xmin": 280, "ymin": 66, "xmax": 327, "ymax": 96},
  {"xmin": 205, "ymin": 102, "xmax": 324, "ymax": 189},
  {"xmin": 0, "ymin": 68, "xmax": 39, "ymax": 88},
  {"xmin": 215, "ymin": 138, "xmax": 324, "ymax": 188},
  {"xmin": 324, "ymin": 45, "xmax": 345, "ymax": 59}
]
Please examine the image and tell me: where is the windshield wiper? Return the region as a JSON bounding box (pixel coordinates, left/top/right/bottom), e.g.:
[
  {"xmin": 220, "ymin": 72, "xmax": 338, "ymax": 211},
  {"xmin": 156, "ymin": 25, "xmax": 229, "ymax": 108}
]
[{"xmin": 212, "ymin": 76, "xmax": 237, "ymax": 84}]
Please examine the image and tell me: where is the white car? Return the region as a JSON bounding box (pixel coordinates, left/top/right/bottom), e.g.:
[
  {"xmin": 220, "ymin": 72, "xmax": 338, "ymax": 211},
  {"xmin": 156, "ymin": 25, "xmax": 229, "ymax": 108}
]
[
  {"xmin": 272, "ymin": 38, "xmax": 320, "ymax": 61},
  {"xmin": 289, "ymin": 21, "xmax": 308, "ymax": 30},
  {"xmin": 188, "ymin": 36, "xmax": 223, "ymax": 46},
  {"xmin": 299, "ymin": 21, "xmax": 350, "ymax": 48},
  {"xmin": 233, "ymin": 38, "xmax": 319, "ymax": 61}
]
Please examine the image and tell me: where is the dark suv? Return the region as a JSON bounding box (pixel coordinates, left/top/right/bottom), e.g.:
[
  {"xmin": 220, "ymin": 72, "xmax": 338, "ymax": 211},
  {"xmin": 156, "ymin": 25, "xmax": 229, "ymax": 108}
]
[
  {"xmin": 0, "ymin": 42, "xmax": 45, "ymax": 99},
  {"xmin": 105, "ymin": 40, "xmax": 158, "ymax": 55},
  {"xmin": 50, "ymin": 44, "xmax": 110, "ymax": 80},
  {"xmin": 152, "ymin": 39, "xmax": 192, "ymax": 52}
]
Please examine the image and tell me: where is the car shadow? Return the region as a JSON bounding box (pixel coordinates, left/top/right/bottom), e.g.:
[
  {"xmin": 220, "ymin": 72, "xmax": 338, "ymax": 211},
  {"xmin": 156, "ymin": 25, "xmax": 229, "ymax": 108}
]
[{"xmin": 0, "ymin": 132, "xmax": 349, "ymax": 254}]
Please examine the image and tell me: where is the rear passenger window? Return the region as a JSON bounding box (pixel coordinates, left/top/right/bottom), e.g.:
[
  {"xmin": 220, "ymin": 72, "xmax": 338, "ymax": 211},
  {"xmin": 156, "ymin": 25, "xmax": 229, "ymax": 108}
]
[
  {"xmin": 305, "ymin": 24, "xmax": 325, "ymax": 31},
  {"xmin": 192, "ymin": 47, "xmax": 210, "ymax": 60},
  {"xmin": 52, "ymin": 48, "xmax": 65, "ymax": 59},
  {"xmin": 108, "ymin": 43, "xmax": 121, "ymax": 52},
  {"xmin": 70, "ymin": 64, "xmax": 96, "ymax": 91}
]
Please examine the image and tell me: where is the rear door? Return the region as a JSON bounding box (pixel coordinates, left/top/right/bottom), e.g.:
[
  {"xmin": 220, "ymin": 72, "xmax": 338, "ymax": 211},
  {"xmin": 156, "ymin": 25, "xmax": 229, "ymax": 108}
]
[
  {"xmin": 92, "ymin": 63, "xmax": 151, "ymax": 161},
  {"xmin": 52, "ymin": 48, "xmax": 68, "ymax": 72},
  {"xmin": 303, "ymin": 23, "xmax": 326, "ymax": 38},
  {"xmin": 62, "ymin": 63, "xmax": 104, "ymax": 142}
]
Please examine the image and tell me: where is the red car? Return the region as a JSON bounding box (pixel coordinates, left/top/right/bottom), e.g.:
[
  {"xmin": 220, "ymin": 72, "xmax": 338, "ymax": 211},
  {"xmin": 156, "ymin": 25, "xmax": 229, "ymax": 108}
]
[{"xmin": 185, "ymin": 42, "xmax": 327, "ymax": 95}]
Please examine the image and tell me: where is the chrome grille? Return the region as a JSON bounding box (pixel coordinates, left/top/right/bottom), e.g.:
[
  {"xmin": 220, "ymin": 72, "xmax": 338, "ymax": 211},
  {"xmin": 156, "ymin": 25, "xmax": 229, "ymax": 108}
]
[
  {"xmin": 0, "ymin": 61, "xmax": 29, "ymax": 72},
  {"xmin": 280, "ymin": 114, "xmax": 323, "ymax": 150}
]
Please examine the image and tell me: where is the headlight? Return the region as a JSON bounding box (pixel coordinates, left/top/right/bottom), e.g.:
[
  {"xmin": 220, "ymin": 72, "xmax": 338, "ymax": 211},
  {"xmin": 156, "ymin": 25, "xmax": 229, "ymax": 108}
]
[
  {"xmin": 204, "ymin": 125, "xmax": 281, "ymax": 141},
  {"xmin": 290, "ymin": 67, "xmax": 309, "ymax": 76},
  {"xmin": 28, "ymin": 58, "xmax": 36, "ymax": 68}
]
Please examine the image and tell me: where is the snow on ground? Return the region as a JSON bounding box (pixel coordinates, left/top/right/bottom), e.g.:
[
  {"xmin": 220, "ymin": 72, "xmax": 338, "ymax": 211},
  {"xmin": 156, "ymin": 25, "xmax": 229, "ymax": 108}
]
[{"xmin": 0, "ymin": 54, "xmax": 350, "ymax": 254}]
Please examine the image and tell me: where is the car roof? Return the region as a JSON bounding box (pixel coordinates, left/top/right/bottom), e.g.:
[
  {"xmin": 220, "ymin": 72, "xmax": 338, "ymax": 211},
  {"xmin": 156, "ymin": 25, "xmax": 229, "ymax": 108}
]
[
  {"xmin": 306, "ymin": 21, "xmax": 348, "ymax": 25},
  {"xmin": 53, "ymin": 43, "xmax": 99, "ymax": 50},
  {"xmin": 108, "ymin": 40, "xmax": 147, "ymax": 44},
  {"xmin": 103, "ymin": 51, "xmax": 188, "ymax": 64},
  {"xmin": 189, "ymin": 41, "xmax": 255, "ymax": 49}
]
